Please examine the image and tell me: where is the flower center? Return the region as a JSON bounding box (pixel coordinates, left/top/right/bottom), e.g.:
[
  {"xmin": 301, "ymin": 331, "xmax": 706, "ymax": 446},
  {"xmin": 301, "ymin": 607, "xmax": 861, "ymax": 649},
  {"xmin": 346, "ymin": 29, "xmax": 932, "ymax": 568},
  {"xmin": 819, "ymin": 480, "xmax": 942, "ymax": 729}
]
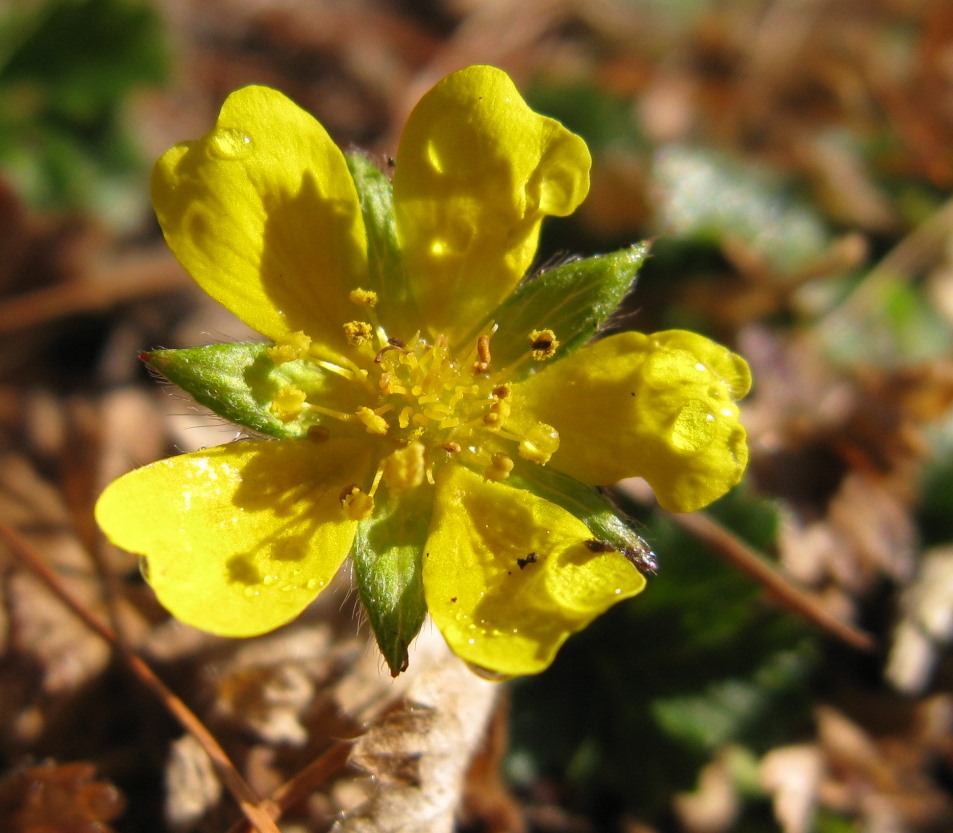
[{"xmin": 265, "ymin": 312, "xmax": 560, "ymax": 514}]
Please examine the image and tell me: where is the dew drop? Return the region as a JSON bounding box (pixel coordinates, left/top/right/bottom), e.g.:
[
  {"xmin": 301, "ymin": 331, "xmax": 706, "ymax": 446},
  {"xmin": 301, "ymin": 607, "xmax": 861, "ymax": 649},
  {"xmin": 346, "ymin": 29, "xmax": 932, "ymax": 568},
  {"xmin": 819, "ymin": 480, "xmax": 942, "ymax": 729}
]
[
  {"xmin": 262, "ymin": 574, "xmax": 278, "ymax": 586},
  {"xmin": 209, "ymin": 128, "xmax": 253, "ymax": 160},
  {"xmin": 243, "ymin": 587, "xmax": 260, "ymax": 598},
  {"xmin": 305, "ymin": 578, "xmax": 320, "ymax": 591}
]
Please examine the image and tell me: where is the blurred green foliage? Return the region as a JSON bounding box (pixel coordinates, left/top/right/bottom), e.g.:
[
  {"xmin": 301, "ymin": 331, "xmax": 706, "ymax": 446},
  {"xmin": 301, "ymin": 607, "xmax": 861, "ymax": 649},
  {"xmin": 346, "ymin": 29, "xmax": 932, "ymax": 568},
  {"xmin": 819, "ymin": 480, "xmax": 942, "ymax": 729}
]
[{"xmin": 0, "ymin": 0, "xmax": 166, "ymax": 223}]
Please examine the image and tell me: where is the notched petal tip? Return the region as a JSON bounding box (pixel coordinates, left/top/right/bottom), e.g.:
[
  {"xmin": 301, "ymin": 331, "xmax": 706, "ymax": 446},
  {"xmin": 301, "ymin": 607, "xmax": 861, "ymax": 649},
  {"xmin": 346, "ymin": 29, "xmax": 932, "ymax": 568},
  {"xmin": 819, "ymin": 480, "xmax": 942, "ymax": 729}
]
[
  {"xmin": 394, "ymin": 64, "xmax": 592, "ymax": 341},
  {"xmin": 95, "ymin": 440, "xmax": 371, "ymax": 637},
  {"xmin": 423, "ymin": 466, "xmax": 645, "ymax": 677},
  {"xmin": 512, "ymin": 330, "xmax": 752, "ymax": 513}
]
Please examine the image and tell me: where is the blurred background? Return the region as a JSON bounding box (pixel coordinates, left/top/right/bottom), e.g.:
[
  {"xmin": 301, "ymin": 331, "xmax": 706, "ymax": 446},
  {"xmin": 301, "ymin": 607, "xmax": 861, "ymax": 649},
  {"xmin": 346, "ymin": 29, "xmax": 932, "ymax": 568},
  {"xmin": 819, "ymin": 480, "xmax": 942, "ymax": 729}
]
[{"xmin": 2, "ymin": 1, "xmax": 953, "ymax": 831}]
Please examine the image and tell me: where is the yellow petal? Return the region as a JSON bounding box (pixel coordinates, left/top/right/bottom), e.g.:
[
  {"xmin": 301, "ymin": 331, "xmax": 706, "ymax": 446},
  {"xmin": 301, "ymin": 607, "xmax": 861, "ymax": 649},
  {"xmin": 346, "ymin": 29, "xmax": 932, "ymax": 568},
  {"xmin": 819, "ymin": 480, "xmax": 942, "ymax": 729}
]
[
  {"xmin": 152, "ymin": 86, "xmax": 368, "ymax": 352},
  {"xmin": 95, "ymin": 440, "xmax": 371, "ymax": 636},
  {"xmin": 393, "ymin": 65, "xmax": 590, "ymax": 343},
  {"xmin": 424, "ymin": 465, "xmax": 645, "ymax": 676},
  {"xmin": 511, "ymin": 331, "xmax": 751, "ymax": 512}
]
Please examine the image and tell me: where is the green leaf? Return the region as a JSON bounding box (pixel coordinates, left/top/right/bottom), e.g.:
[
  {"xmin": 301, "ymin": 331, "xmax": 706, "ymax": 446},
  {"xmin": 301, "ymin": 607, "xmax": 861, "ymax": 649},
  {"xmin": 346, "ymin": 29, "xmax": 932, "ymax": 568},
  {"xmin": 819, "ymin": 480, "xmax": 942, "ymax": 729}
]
[
  {"xmin": 345, "ymin": 153, "xmax": 415, "ymax": 325},
  {"xmin": 0, "ymin": 0, "xmax": 167, "ymax": 216},
  {"xmin": 483, "ymin": 243, "xmax": 650, "ymax": 380},
  {"xmin": 508, "ymin": 463, "xmax": 657, "ymax": 575},
  {"xmin": 353, "ymin": 485, "xmax": 432, "ymax": 675},
  {"xmin": 144, "ymin": 343, "xmax": 349, "ymax": 440}
]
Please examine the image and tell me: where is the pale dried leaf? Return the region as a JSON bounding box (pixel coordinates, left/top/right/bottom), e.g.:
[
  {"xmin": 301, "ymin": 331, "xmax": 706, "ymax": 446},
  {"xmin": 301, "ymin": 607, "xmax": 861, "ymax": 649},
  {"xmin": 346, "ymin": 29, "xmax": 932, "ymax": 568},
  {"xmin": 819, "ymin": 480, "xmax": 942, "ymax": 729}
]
[
  {"xmin": 165, "ymin": 733, "xmax": 223, "ymax": 831},
  {"xmin": 760, "ymin": 745, "xmax": 823, "ymax": 833},
  {"xmin": 886, "ymin": 546, "xmax": 953, "ymax": 694},
  {"xmin": 334, "ymin": 626, "xmax": 499, "ymax": 833}
]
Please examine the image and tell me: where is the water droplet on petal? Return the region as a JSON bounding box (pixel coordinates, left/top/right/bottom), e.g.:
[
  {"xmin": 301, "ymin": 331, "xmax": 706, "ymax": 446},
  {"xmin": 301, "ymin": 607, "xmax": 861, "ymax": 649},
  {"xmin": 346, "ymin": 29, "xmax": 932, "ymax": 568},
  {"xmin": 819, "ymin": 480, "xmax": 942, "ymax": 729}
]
[
  {"xmin": 209, "ymin": 128, "xmax": 253, "ymax": 160},
  {"xmin": 305, "ymin": 578, "xmax": 320, "ymax": 591},
  {"xmin": 243, "ymin": 587, "xmax": 260, "ymax": 598}
]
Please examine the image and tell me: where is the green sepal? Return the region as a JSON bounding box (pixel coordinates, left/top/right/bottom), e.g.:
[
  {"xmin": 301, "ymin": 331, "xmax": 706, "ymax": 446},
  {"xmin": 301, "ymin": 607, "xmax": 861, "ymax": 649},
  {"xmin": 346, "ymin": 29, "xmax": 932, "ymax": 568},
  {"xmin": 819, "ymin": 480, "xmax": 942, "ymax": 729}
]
[
  {"xmin": 509, "ymin": 463, "xmax": 657, "ymax": 575},
  {"xmin": 352, "ymin": 485, "xmax": 433, "ymax": 676},
  {"xmin": 481, "ymin": 242, "xmax": 650, "ymax": 380},
  {"xmin": 346, "ymin": 153, "xmax": 414, "ymax": 325},
  {"xmin": 144, "ymin": 343, "xmax": 338, "ymax": 440}
]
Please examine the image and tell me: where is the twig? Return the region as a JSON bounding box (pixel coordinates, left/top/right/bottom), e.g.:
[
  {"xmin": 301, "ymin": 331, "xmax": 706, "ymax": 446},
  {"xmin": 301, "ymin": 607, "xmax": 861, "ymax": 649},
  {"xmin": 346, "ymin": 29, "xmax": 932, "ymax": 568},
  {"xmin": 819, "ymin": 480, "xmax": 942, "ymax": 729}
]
[
  {"xmin": 0, "ymin": 248, "xmax": 189, "ymax": 335},
  {"xmin": 661, "ymin": 508, "xmax": 876, "ymax": 652},
  {"xmin": 225, "ymin": 740, "xmax": 354, "ymax": 833},
  {"xmin": 0, "ymin": 515, "xmax": 282, "ymax": 833}
]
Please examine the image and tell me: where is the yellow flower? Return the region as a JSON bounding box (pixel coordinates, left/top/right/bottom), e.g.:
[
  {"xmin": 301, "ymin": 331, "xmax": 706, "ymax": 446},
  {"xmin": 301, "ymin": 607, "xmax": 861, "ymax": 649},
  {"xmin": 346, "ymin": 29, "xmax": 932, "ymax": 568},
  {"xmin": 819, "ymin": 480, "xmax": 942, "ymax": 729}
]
[{"xmin": 95, "ymin": 66, "xmax": 751, "ymax": 677}]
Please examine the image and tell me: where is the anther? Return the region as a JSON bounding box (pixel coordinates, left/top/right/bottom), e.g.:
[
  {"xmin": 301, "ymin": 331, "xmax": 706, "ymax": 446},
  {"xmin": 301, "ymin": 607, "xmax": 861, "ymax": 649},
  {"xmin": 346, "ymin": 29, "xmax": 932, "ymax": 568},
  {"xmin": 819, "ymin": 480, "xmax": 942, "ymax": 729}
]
[
  {"xmin": 484, "ymin": 452, "xmax": 515, "ymax": 482},
  {"xmin": 348, "ymin": 288, "xmax": 378, "ymax": 308},
  {"xmin": 340, "ymin": 485, "xmax": 374, "ymax": 520},
  {"xmin": 472, "ymin": 334, "xmax": 492, "ymax": 373},
  {"xmin": 266, "ymin": 331, "xmax": 311, "ymax": 364},
  {"xmin": 355, "ymin": 406, "xmax": 389, "ymax": 435},
  {"xmin": 483, "ymin": 399, "xmax": 511, "ymax": 426},
  {"xmin": 270, "ymin": 386, "xmax": 307, "ymax": 422},
  {"xmin": 344, "ymin": 320, "xmax": 374, "ymax": 346},
  {"xmin": 530, "ymin": 328, "xmax": 559, "ymax": 361}
]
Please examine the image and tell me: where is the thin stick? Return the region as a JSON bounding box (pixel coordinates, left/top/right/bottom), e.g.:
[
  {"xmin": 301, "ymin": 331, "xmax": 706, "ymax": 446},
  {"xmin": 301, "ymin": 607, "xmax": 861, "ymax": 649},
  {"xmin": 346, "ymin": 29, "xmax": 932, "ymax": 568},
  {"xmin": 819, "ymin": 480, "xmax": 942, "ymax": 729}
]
[
  {"xmin": 0, "ymin": 516, "xmax": 282, "ymax": 833},
  {"xmin": 662, "ymin": 508, "xmax": 875, "ymax": 651},
  {"xmin": 0, "ymin": 249, "xmax": 189, "ymax": 335},
  {"xmin": 224, "ymin": 740, "xmax": 354, "ymax": 833}
]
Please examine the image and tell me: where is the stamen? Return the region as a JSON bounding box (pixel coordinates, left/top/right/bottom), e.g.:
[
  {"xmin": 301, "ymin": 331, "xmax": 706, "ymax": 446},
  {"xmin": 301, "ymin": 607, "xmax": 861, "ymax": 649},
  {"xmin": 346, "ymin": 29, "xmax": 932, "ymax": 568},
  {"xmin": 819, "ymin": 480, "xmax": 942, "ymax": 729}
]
[
  {"xmin": 270, "ymin": 386, "xmax": 307, "ymax": 422},
  {"xmin": 484, "ymin": 452, "xmax": 515, "ymax": 482},
  {"xmin": 355, "ymin": 406, "xmax": 389, "ymax": 435},
  {"xmin": 348, "ymin": 288, "xmax": 378, "ymax": 308},
  {"xmin": 266, "ymin": 331, "xmax": 311, "ymax": 364},
  {"xmin": 340, "ymin": 485, "xmax": 374, "ymax": 520},
  {"xmin": 472, "ymin": 334, "xmax": 492, "ymax": 373},
  {"xmin": 483, "ymin": 399, "xmax": 511, "ymax": 426},
  {"xmin": 313, "ymin": 359, "xmax": 357, "ymax": 381},
  {"xmin": 368, "ymin": 464, "xmax": 385, "ymax": 497},
  {"xmin": 530, "ymin": 328, "xmax": 559, "ymax": 361},
  {"xmin": 305, "ymin": 403, "xmax": 354, "ymax": 423},
  {"xmin": 344, "ymin": 320, "xmax": 374, "ymax": 346}
]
